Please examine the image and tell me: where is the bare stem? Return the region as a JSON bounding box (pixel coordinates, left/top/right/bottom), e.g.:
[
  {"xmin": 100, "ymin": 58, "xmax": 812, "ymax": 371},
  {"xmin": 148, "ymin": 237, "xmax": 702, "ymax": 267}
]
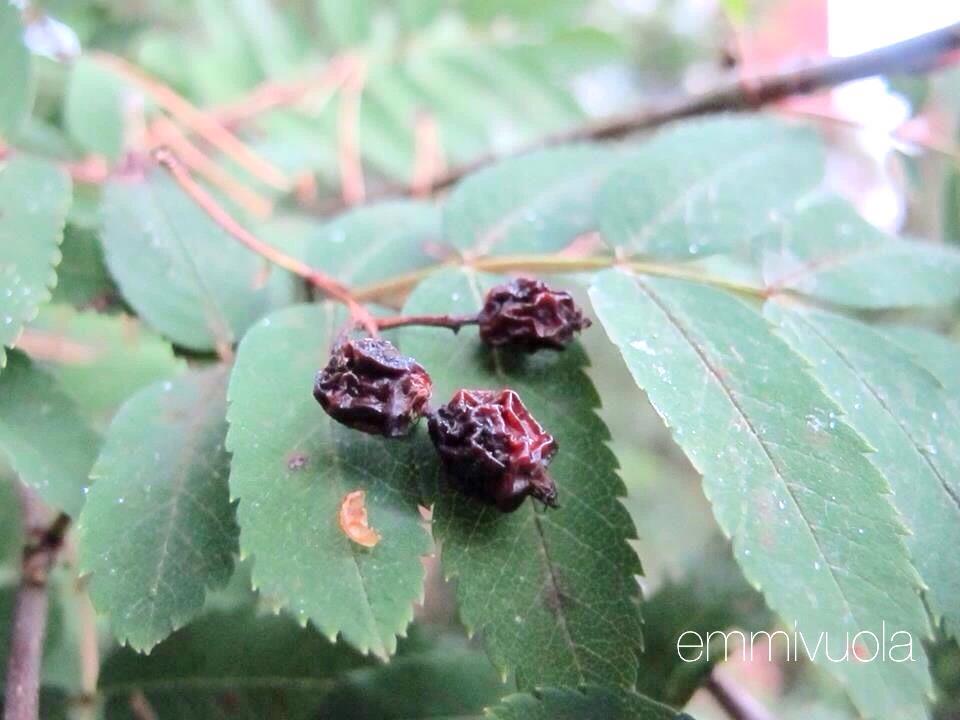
[
  {"xmin": 3, "ymin": 486, "xmax": 71, "ymax": 720},
  {"xmin": 332, "ymin": 20, "xmax": 960, "ymax": 210},
  {"xmin": 704, "ymin": 672, "xmax": 776, "ymax": 720},
  {"xmin": 377, "ymin": 313, "xmax": 479, "ymax": 332},
  {"xmin": 153, "ymin": 148, "xmax": 379, "ymax": 334}
]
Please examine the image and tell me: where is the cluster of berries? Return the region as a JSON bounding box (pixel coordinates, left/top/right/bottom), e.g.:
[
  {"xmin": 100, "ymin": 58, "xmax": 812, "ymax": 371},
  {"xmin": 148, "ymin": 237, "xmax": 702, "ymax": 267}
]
[{"xmin": 314, "ymin": 278, "xmax": 590, "ymax": 512}]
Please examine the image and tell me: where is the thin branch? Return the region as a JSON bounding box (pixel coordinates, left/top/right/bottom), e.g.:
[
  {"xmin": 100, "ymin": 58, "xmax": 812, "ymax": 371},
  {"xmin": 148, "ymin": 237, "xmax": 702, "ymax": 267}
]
[
  {"xmin": 703, "ymin": 672, "xmax": 776, "ymax": 720},
  {"xmin": 4, "ymin": 486, "xmax": 71, "ymax": 720},
  {"xmin": 376, "ymin": 313, "xmax": 479, "ymax": 332},
  {"xmin": 153, "ymin": 148, "xmax": 378, "ymax": 334},
  {"xmin": 339, "ymin": 20, "xmax": 960, "ymax": 209},
  {"xmin": 148, "ymin": 117, "xmax": 274, "ymax": 219}
]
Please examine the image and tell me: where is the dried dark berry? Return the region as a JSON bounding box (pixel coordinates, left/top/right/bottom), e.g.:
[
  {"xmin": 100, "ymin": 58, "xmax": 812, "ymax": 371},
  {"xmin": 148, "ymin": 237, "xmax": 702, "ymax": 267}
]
[
  {"xmin": 478, "ymin": 278, "xmax": 591, "ymax": 351},
  {"xmin": 314, "ymin": 337, "xmax": 432, "ymax": 438},
  {"xmin": 428, "ymin": 389, "xmax": 558, "ymax": 512}
]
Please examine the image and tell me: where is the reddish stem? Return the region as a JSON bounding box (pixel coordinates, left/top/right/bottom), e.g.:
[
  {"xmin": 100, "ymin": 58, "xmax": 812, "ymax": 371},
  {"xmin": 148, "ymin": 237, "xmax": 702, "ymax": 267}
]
[
  {"xmin": 376, "ymin": 313, "xmax": 479, "ymax": 332},
  {"xmin": 154, "ymin": 148, "xmax": 379, "ymax": 335}
]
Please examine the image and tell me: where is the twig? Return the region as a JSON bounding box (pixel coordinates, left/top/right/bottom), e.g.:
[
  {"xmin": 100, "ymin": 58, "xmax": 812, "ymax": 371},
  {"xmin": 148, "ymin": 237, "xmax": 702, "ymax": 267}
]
[
  {"xmin": 3, "ymin": 486, "xmax": 71, "ymax": 720},
  {"xmin": 148, "ymin": 117, "xmax": 274, "ymax": 219},
  {"xmin": 337, "ymin": 20, "xmax": 960, "ymax": 209},
  {"xmin": 704, "ymin": 672, "xmax": 776, "ymax": 720},
  {"xmin": 410, "ymin": 111, "xmax": 445, "ymax": 198},
  {"xmin": 210, "ymin": 55, "xmax": 354, "ymax": 127},
  {"xmin": 93, "ymin": 52, "xmax": 292, "ymax": 191},
  {"xmin": 153, "ymin": 148, "xmax": 378, "ymax": 334},
  {"xmin": 377, "ymin": 313, "xmax": 479, "ymax": 332},
  {"xmin": 337, "ymin": 59, "xmax": 367, "ymax": 206}
]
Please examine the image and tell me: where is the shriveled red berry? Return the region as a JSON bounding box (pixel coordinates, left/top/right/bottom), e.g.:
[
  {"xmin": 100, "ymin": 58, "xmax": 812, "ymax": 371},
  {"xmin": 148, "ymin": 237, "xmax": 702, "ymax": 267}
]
[
  {"xmin": 478, "ymin": 278, "xmax": 591, "ymax": 351},
  {"xmin": 428, "ymin": 389, "xmax": 558, "ymax": 512},
  {"xmin": 314, "ymin": 337, "xmax": 432, "ymax": 438}
]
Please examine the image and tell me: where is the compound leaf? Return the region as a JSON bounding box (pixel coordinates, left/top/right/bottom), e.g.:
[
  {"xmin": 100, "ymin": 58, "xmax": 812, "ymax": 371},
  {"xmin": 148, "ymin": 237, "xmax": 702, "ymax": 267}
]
[{"xmin": 589, "ymin": 270, "xmax": 932, "ymax": 719}]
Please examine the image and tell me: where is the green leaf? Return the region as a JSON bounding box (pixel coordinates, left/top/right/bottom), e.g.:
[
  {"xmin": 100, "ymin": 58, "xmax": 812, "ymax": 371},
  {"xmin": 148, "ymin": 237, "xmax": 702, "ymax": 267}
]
[
  {"xmin": 770, "ymin": 307, "xmax": 960, "ymax": 638},
  {"xmin": 759, "ymin": 196, "xmax": 960, "ymax": 308},
  {"xmin": 49, "ymin": 225, "xmax": 116, "ymax": 308},
  {"xmin": 298, "ymin": 200, "xmax": 441, "ymax": 286},
  {"xmin": 488, "ymin": 686, "xmax": 691, "ymax": 720},
  {"xmin": 0, "ymin": 156, "xmax": 71, "ymax": 367},
  {"xmin": 0, "ymin": 475, "xmax": 22, "ymax": 568},
  {"xmin": 0, "ymin": 2, "xmax": 32, "ymax": 137},
  {"xmin": 444, "ymin": 146, "xmax": 621, "ymax": 255},
  {"xmin": 98, "ymin": 605, "xmax": 367, "ymax": 719},
  {"xmin": 598, "ymin": 117, "xmax": 823, "ymax": 258},
  {"xmin": 314, "ymin": 635, "xmax": 508, "ymax": 719},
  {"xmin": 0, "ymin": 351, "xmax": 98, "ymax": 517},
  {"xmin": 589, "ymin": 270, "xmax": 932, "ymax": 719},
  {"xmin": 25, "ymin": 305, "xmax": 183, "ymax": 426},
  {"xmin": 881, "ymin": 326, "xmax": 960, "ymax": 390},
  {"xmin": 64, "ymin": 57, "xmax": 129, "ymax": 161},
  {"xmin": 78, "ymin": 366, "xmax": 238, "ymax": 652},
  {"xmin": 101, "ymin": 168, "xmax": 296, "ymax": 352},
  {"xmin": 398, "ymin": 270, "xmax": 643, "ymax": 689},
  {"xmin": 944, "ymin": 169, "xmax": 959, "ymax": 245},
  {"xmin": 226, "ymin": 305, "xmax": 431, "ymax": 659},
  {"xmin": 317, "ymin": 0, "xmax": 371, "ymax": 47}
]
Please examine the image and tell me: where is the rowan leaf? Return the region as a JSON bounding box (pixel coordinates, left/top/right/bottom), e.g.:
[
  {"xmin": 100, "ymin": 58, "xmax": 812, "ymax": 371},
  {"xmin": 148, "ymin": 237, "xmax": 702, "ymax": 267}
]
[
  {"xmin": 589, "ymin": 270, "xmax": 933, "ymax": 719},
  {"xmin": 0, "ymin": 1, "xmax": 32, "ymax": 137},
  {"xmin": 23, "ymin": 305, "xmax": 183, "ymax": 426},
  {"xmin": 398, "ymin": 270, "xmax": 643, "ymax": 689},
  {"xmin": 759, "ymin": 196, "xmax": 960, "ymax": 308},
  {"xmin": 0, "ymin": 156, "xmax": 71, "ymax": 367},
  {"xmin": 769, "ymin": 305, "xmax": 960, "ymax": 639},
  {"xmin": 49, "ymin": 226, "xmax": 115, "ymax": 308},
  {"xmin": 0, "ymin": 351, "xmax": 99, "ymax": 517},
  {"xmin": 101, "ymin": 168, "xmax": 296, "ymax": 352},
  {"xmin": 444, "ymin": 146, "xmax": 621, "ymax": 255},
  {"xmin": 64, "ymin": 57, "xmax": 129, "ymax": 161},
  {"xmin": 598, "ymin": 116, "xmax": 823, "ymax": 258},
  {"xmin": 488, "ymin": 686, "xmax": 691, "ymax": 720},
  {"xmin": 78, "ymin": 366, "xmax": 238, "ymax": 651},
  {"xmin": 226, "ymin": 304, "xmax": 431, "ymax": 659},
  {"xmin": 299, "ymin": 200, "xmax": 441, "ymax": 286}
]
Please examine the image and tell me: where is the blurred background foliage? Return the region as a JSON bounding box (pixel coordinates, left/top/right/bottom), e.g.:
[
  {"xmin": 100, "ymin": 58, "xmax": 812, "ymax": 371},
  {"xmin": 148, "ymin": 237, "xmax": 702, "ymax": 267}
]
[{"xmin": 3, "ymin": 0, "xmax": 960, "ymax": 717}]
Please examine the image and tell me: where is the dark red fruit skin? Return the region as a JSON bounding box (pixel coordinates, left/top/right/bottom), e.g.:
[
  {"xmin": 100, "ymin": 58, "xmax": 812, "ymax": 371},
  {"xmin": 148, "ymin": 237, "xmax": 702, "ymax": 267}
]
[
  {"xmin": 428, "ymin": 389, "xmax": 558, "ymax": 512},
  {"xmin": 478, "ymin": 278, "xmax": 591, "ymax": 352},
  {"xmin": 314, "ymin": 337, "xmax": 432, "ymax": 438}
]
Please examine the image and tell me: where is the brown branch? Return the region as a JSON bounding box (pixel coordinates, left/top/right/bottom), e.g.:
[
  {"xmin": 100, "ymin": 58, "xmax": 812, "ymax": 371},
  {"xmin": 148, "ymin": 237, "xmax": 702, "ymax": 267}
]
[
  {"xmin": 153, "ymin": 148, "xmax": 378, "ymax": 334},
  {"xmin": 376, "ymin": 313, "xmax": 479, "ymax": 332},
  {"xmin": 337, "ymin": 60, "xmax": 367, "ymax": 206},
  {"xmin": 703, "ymin": 672, "xmax": 776, "ymax": 720},
  {"xmin": 333, "ymin": 20, "xmax": 960, "ymax": 211},
  {"xmin": 3, "ymin": 486, "xmax": 71, "ymax": 720}
]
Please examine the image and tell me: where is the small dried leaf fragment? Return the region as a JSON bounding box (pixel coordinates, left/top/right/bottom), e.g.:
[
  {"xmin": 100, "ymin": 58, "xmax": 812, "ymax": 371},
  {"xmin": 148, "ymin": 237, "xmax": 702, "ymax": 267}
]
[{"xmin": 338, "ymin": 490, "xmax": 381, "ymax": 548}]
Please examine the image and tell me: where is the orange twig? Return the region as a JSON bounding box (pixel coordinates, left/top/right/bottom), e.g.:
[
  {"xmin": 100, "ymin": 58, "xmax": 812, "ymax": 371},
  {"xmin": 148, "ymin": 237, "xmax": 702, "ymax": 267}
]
[
  {"xmin": 337, "ymin": 59, "xmax": 367, "ymax": 206},
  {"xmin": 93, "ymin": 52, "xmax": 292, "ymax": 191},
  {"xmin": 411, "ymin": 111, "xmax": 445, "ymax": 198},
  {"xmin": 154, "ymin": 148, "xmax": 377, "ymax": 334},
  {"xmin": 210, "ymin": 55, "xmax": 354, "ymax": 127},
  {"xmin": 149, "ymin": 117, "xmax": 274, "ymax": 219}
]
